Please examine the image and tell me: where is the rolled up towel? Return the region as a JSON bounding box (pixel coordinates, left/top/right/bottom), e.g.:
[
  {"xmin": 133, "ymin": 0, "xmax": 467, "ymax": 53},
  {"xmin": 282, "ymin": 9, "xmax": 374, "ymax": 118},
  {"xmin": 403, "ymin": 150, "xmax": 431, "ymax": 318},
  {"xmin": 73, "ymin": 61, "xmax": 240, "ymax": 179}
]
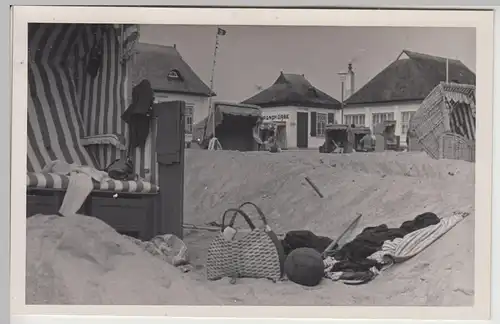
[{"xmin": 58, "ymin": 172, "xmax": 94, "ymax": 217}]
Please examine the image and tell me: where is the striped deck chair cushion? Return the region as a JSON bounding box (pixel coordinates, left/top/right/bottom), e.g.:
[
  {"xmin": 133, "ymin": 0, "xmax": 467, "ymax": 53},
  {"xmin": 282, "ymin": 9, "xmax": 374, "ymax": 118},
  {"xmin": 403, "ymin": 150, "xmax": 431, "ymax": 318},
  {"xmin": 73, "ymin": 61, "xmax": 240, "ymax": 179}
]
[{"xmin": 26, "ymin": 172, "xmax": 158, "ymax": 193}]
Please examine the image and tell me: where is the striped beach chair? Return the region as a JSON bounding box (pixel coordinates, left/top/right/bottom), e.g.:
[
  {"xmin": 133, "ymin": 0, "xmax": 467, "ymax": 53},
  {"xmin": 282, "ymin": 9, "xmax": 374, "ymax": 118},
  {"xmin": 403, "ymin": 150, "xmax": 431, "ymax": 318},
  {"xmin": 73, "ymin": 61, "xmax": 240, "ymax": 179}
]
[
  {"xmin": 410, "ymin": 82, "xmax": 476, "ymax": 162},
  {"xmin": 26, "ymin": 23, "xmax": 184, "ymax": 240}
]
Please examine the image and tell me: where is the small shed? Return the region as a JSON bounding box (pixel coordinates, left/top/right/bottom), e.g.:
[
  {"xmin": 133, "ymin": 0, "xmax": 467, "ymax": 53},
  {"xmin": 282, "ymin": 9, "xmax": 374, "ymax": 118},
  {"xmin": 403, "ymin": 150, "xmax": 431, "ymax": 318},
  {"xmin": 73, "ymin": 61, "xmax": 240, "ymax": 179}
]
[
  {"xmin": 409, "ymin": 82, "xmax": 476, "ymax": 162},
  {"xmin": 191, "ymin": 101, "xmax": 262, "ymax": 151},
  {"xmin": 320, "ymin": 124, "xmax": 371, "ymax": 153}
]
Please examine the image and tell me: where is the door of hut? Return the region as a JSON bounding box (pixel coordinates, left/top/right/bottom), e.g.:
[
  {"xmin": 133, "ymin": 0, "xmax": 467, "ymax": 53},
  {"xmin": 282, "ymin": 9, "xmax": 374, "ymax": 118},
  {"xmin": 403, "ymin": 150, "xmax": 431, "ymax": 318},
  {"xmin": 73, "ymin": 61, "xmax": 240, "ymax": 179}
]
[{"xmin": 296, "ymin": 112, "xmax": 309, "ymax": 148}]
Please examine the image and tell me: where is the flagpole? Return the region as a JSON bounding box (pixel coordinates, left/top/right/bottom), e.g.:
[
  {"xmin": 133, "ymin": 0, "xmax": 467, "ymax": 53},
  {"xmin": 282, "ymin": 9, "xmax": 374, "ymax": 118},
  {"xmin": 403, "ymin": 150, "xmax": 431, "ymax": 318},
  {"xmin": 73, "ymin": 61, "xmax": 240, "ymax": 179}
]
[
  {"xmin": 208, "ymin": 28, "xmax": 221, "ymax": 138},
  {"xmin": 445, "ymin": 58, "xmax": 449, "ymax": 83}
]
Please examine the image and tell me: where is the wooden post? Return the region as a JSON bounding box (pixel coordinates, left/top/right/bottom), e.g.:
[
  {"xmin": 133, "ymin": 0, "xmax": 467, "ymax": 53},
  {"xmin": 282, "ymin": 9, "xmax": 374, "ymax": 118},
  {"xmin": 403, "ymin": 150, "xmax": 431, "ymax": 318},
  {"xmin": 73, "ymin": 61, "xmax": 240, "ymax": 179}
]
[{"xmin": 153, "ymin": 101, "xmax": 186, "ymax": 239}]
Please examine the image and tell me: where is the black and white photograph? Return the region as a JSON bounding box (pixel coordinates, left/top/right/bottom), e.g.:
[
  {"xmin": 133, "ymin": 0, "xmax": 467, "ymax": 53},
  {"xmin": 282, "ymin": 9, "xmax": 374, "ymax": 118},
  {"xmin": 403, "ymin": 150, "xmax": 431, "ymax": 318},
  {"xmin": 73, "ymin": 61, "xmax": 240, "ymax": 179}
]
[{"xmin": 10, "ymin": 6, "xmax": 494, "ymax": 320}]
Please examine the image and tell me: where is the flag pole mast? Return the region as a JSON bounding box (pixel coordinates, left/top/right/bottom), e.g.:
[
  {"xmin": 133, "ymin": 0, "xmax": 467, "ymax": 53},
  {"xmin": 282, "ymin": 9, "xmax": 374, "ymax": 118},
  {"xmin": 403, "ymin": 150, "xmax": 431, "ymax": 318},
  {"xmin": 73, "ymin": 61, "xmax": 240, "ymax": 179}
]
[
  {"xmin": 445, "ymin": 58, "xmax": 449, "ymax": 83},
  {"xmin": 208, "ymin": 28, "xmax": 221, "ymax": 138}
]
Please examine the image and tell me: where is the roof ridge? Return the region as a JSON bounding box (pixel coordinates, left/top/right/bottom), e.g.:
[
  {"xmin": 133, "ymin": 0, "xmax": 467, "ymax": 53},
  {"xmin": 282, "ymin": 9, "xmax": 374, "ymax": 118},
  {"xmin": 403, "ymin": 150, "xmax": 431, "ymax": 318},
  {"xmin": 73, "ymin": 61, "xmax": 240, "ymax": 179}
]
[
  {"xmin": 403, "ymin": 49, "xmax": 463, "ymax": 64},
  {"xmin": 242, "ymin": 72, "xmax": 341, "ymax": 108},
  {"xmin": 345, "ymin": 49, "xmax": 475, "ymax": 105},
  {"xmin": 138, "ymin": 41, "xmax": 175, "ymax": 48}
]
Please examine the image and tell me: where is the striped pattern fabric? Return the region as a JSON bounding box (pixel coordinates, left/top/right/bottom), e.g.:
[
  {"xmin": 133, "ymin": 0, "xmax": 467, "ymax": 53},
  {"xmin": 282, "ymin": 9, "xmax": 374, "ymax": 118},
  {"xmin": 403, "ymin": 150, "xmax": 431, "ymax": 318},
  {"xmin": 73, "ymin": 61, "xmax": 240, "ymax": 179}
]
[
  {"xmin": 27, "ymin": 24, "xmax": 97, "ymax": 173},
  {"xmin": 441, "ymin": 83, "xmax": 476, "ymax": 141},
  {"xmin": 27, "ymin": 23, "xmax": 159, "ymax": 192},
  {"xmin": 448, "ymin": 101, "xmax": 476, "ymax": 141},
  {"xmin": 408, "ymin": 82, "xmax": 475, "ymax": 161},
  {"xmin": 27, "ymin": 172, "xmax": 159, "ymax": 193},
  {"xmin": 368, "ymin": 212, "xmax": 468, "ymax": 263},
  {"xmin": 324, "ymin": 212, "xmax": 468, "ymax": 283},
  {"xmin": 73, "ymin": 25, "xmax": 130, "ymax": 169}
]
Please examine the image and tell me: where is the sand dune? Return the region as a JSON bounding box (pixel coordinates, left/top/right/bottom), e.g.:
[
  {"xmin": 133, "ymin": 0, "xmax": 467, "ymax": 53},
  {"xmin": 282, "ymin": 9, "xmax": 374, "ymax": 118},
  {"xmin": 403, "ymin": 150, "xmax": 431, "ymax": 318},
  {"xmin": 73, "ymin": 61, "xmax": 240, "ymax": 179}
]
[
  {"xmin": 26, "ymin": 149, "xmax": 475, "ymax": 306},
  {"xmin": 26, "ymin": 214, "xmax": 222, "ymax": 305},
  {"xmin": 183, "ymin": 149, "xmax": 474, "ymax": 306}
]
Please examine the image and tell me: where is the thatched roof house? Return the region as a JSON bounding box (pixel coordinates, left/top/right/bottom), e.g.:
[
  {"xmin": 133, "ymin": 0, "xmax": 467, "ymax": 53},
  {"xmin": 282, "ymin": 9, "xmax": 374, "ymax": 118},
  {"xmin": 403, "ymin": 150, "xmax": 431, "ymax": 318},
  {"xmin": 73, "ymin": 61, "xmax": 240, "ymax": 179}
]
[
  {"xmin": 242, "ymin": 72, "xmax": 341, "ymax": 110},
  {"xmin": 345, "ymin": 50, "xmax": 475, "ymax": 105},
  {"xmin": 342, "ymin": 50, "xmax": 475, "ymax": 146}
]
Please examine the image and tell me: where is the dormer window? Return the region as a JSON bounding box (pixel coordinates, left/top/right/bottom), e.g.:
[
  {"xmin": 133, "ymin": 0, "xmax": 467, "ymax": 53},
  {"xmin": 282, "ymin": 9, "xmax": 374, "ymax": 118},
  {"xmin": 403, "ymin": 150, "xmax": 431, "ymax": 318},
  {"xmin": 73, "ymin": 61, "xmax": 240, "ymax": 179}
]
[
  {"xmin": 167, "ymin": 69, "xmax": 181, "ymax": 80},
  {"xmin": 307, "ymin": 86, "xmax": 318, "ymax": 97}
]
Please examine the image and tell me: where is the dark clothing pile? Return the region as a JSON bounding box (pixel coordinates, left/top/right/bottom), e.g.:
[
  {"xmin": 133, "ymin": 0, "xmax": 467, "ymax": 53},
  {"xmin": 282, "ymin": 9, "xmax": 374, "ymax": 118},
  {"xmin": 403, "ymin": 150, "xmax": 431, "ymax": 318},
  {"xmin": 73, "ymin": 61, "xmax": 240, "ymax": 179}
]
[
  {"xmin": 327, "ymin": 212, "xmax": 440, "ymax": 284},
  {"xmin": 122, "ymin": 79, "xmax": 155, "ymax": 151},
  {"xmin": 281, "ymin": 230, "xmax": 333, "ymax": 256},
  {"xmin": 280, "ymin": 212, "xmax": 441, "ymax": 285}
]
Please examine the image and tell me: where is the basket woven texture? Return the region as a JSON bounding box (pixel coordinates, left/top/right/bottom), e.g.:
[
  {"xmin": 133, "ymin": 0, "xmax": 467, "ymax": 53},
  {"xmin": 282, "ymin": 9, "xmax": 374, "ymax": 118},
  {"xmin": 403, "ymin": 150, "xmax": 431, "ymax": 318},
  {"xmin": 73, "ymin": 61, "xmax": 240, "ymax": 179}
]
[
  {"xmin": 410, "ymin": 82, "xmax": 476, "ymax": 161},
  {"xmin": 440, "ymin": 132, "xmax": 475, "ymax": 162},
  {"xmin": 206, "ymin": 202, "xmax": 285, "ymax": 282}
]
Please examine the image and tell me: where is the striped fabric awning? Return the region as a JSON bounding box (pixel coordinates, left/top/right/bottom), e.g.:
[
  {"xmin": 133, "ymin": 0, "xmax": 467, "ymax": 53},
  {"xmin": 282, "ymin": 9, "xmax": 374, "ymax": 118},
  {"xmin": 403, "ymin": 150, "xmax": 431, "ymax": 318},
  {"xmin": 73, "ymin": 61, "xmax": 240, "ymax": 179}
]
[
  {"xmin": 442, "ymin": 83, "xmax": 476, "ymax": 142},
  {"xmin": 27, "ymin": 23, "xmax": 159, "ymax": 193},
  {"xmin": 447, "ymin": 101, "xmax": 476, "ymax": 141},
  {"xmin": 75, "ymin": 25, "xmax": 132, "ymax": 169},
  {"xmin": 27, "ymin": 24, "xmax": 98, "ymax": 173}
]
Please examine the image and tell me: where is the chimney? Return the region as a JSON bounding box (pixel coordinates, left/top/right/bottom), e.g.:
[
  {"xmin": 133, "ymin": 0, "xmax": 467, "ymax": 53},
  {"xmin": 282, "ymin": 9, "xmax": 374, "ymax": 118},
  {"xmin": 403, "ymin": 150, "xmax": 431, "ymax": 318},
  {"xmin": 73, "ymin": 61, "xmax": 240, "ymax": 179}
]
[{"xmin": 345, "ymin": 63, "xmax": 355, "ymax": 98}]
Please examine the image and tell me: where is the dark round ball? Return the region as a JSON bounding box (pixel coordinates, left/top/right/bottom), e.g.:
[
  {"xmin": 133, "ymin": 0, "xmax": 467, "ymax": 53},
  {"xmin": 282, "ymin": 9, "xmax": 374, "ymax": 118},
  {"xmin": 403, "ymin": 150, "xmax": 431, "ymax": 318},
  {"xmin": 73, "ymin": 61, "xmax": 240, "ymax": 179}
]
[{"xmin": 284, "ymin": 247, "xmax": 324, "ymax": 287}]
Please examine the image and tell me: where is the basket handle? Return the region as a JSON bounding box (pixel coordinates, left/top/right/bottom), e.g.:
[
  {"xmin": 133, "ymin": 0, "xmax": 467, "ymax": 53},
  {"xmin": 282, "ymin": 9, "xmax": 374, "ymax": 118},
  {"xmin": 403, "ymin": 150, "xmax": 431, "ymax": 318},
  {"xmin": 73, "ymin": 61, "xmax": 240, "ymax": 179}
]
[
  {"xmin": 221, "ymin": 208, "xmax": 256, "ymax": 231},
  {"xmin": 229, "ymin": 201, "xmax": 268, "ymax": 228}
]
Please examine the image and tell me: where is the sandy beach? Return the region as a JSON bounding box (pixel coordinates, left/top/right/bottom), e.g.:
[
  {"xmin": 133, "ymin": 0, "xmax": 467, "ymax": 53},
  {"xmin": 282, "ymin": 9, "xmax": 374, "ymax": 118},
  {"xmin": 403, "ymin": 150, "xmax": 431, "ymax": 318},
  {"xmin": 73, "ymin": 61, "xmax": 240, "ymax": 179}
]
[{"xmin": 26, "ymin": 149, "xmax": 475, "ymax": 306}]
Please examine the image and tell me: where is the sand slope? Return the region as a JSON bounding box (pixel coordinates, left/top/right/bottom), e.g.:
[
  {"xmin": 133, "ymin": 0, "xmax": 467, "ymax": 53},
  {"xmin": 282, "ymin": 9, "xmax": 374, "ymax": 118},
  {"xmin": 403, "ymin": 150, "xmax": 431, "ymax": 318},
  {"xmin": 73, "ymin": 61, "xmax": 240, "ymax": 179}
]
[
  {"xmin": 26, "ymin": 214, "xmax": 222, "ymax": 305},
  {"xmin": 183, "ymin": 149, "xmax": 474, "ymax": 306},
  {"xmin": 26, "ymin": 149, "xmax": 475, "ymax": 306}
]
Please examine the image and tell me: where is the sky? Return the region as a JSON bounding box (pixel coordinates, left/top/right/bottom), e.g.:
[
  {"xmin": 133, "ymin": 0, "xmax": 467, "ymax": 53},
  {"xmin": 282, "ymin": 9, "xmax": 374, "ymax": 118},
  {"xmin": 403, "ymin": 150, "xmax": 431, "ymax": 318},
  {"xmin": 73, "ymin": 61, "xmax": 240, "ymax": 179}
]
[{"xmin": 139, "ymin": 25, "xmax": 476, "ymax": 103}]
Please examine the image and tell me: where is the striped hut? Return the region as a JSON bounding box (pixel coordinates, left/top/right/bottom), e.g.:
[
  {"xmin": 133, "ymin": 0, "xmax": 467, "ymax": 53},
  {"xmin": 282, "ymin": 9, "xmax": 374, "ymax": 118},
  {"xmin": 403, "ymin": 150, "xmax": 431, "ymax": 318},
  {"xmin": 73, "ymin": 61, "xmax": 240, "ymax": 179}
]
[
  {"xmin": 409, "ymin": 82, "xmax": 476, "ymax": 162},
  {"xmin": 26, "ymin": 23, "xmax": 184, "ymax": 239}
]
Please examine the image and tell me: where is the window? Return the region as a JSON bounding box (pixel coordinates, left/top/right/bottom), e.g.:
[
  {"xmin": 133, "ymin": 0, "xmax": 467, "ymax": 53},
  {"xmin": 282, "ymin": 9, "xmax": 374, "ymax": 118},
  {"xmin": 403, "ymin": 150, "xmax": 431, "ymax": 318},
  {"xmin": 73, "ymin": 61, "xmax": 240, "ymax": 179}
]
[
  {"xmin": 316, "ymin": 112, "xmax": 327, "ymax": 137},
  {"xmin": 344, "ymin": 114, "xmax": 366, "ymax": 126},
  {"xmin": 401, "ymin": 111, "xmax": 415, "ymax": 135},
  {"xmin": 167, "ymin": 69, "xmax": 181, "ymax": 80},
  {"xmin": 372, "ymin": 112, "xmax": 395, "ymax": 126},
  {"xmin": 185, "ymin": 104, "xmax": 194, "ymax": 134}
]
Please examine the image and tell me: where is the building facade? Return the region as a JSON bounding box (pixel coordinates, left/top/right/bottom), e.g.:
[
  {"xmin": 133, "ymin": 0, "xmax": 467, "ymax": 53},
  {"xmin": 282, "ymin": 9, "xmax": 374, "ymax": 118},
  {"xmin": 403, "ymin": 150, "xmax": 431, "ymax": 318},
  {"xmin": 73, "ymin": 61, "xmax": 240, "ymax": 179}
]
[
  {"xmin": 154, "ymin": 93, "xmax": 210, "ymax": 141},
  {"xmin": 343, "ymin": 50, "xmax": 476, "ymax": 146},
  {"xmin": 131, "ymin": 43, "xmax": 215, "ymax": 141},
  {"xmin": 260, "ymin": 106, "xmax": 337, "ymax": 149},
  {"xmin": 342, "ymin": 102, "xmax": 420, "ymax": 143},
  {"xmin": 242, "ymin": 72, "xmax": 341, "ymax": 149}
]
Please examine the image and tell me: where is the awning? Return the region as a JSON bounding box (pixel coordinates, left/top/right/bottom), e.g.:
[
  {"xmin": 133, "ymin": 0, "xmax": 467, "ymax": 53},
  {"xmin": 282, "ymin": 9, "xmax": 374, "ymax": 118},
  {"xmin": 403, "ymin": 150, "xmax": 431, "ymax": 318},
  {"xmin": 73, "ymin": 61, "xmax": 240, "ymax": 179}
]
[
  {"xmin": 191, "ymin": 102, "xmax": 262, "ymax": 142},
  {"xmin": 215, "ymin": 102, "xmax": 262, "ymax": 117}
]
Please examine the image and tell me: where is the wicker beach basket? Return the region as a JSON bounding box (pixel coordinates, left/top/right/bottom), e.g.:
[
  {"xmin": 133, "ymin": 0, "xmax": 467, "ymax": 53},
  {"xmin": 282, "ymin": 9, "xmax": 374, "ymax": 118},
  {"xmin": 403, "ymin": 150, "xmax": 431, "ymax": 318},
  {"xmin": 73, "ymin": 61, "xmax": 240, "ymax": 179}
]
[{"xmin": 409, "ymin": 82, "xmax": 476, "ymax": 162}]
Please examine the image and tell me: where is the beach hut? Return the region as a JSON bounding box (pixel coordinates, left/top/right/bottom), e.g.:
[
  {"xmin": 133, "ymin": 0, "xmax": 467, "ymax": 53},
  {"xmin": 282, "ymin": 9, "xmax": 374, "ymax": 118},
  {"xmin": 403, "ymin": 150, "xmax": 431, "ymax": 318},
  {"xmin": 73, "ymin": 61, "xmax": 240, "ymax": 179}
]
[
  {"xmin": 409, "ymin": 82, "xmax": 476, "ymax": 162},
  {"xmin": 191, "ymin": 101, "xmax": 263, "ymax": 151},
  {"xmin": 26, "ymin": 23, "xmax": 185, "ymax": 240},
  {"xmin": 319, "ymin": 124, "xmax": 371, "ymax": 153}
]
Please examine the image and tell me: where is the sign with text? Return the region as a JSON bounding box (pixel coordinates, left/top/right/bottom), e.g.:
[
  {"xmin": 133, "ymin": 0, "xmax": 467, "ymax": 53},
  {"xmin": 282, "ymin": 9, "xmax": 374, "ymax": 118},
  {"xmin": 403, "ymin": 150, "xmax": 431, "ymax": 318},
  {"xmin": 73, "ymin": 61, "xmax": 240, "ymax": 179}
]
[{"xmin": 263, "ymin": 113, "xmax": 290, "ymax": 122}]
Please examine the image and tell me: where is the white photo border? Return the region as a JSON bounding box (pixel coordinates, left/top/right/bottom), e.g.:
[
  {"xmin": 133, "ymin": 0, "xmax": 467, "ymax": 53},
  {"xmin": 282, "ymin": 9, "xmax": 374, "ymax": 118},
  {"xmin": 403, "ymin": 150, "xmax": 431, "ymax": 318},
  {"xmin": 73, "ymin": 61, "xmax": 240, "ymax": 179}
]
[{"xmin": 10, "ymin": 5, "xmax": 495, "ymax": 322}]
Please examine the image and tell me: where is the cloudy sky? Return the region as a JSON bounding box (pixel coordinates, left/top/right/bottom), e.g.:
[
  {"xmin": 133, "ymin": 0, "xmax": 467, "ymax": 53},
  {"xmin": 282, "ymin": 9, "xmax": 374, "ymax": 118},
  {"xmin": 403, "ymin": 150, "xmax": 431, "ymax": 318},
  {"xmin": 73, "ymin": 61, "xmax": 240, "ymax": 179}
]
[{"xmin": 139, "ymin": 25, "xmax": 476, "ymax": 103}]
